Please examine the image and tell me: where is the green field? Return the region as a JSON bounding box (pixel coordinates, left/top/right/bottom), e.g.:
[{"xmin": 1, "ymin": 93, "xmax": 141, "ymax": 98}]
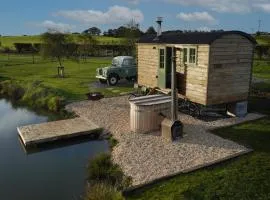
[
  {"xmin": 0, "ymin": 35, "xmax": 125, "ymax": 49},
  {"xmin": 0, "ymin": 54, "xmax": 133, "ymax": 101},
  {"xmin": 1, "ymin": 34, "xmax": 269, "ymax": 50},
  {"xmin": 255, "ymin": 35, "xmax": 270, "ymax": 45},
  {"xmin": 253, "ymin": 60, "xmax": 270, "ymax": 79}
]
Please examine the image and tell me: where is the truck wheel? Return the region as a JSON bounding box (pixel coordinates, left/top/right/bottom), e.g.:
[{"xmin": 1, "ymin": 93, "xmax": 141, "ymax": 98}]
[
  {"xmin": 108, "ymin": 74, "xmax": 118, "ymax": 86},
  {"xmin": 99, "ymin": 79, "xmax": 107, "ymax": 84}
]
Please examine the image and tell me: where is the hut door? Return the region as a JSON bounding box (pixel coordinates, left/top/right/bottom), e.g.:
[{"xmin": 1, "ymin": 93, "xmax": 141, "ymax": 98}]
[
  {"xmin": 177, "ymin": 48, "xmax": 186, "ymax": 95},
  {"xmin": 158, "ymin": 48, "xmax": 166, "ymax": 88},
  {"xmin": 166, "ymin": 47, "xmax": 173, "ymax": 88}
]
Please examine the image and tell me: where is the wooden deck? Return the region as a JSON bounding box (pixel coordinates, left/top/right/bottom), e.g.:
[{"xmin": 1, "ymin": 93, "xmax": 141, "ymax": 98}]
[{"xmin": 18, "ymin": 118, "xmax": 102, "ymax": 147}]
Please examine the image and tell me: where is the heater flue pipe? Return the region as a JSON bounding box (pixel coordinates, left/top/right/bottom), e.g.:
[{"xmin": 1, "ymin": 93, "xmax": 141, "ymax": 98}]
[{"xmin": 171, "ymin": 47, "xmax": 178, "ymax": 121}]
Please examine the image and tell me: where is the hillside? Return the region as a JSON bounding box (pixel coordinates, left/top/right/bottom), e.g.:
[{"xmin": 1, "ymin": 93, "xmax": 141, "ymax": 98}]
[
  {"xmin": 1, "ymin": 34, "xmax": 269, "ymax": 50},
  {"xmin": 255, "ymin": 35, "xmax": 270, "ymax": 45},
  {"xmin": 0, "ymin": 35, "xmax": 126, "ymax": 49}
]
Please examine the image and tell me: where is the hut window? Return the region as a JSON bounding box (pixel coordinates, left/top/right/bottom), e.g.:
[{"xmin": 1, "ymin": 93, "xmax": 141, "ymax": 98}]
[
  {"xmin": 189, "ymin": 48, "xmax": 196, "ymax": 64},
  {"xmin": 183, "ymin": 47, "xmax": 197, "ymax": 64},
  {"xmin": 183, "ymin": 48, "xmax": 188, "ymax": 63},
  {"xmin": 159, "ymin": 49, "xmax": 165, "ymax": 69}
]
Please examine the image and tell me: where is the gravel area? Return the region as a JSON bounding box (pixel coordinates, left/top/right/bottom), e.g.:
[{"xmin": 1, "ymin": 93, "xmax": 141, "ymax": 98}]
[{"xmin": 66, "ymin": 96, "xmax": 264, "ymax": 186}]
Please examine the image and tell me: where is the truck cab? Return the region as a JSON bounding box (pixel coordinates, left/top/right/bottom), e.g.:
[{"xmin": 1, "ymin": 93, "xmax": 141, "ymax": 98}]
[{"xmin": 96, "ymin": 56, "xmax": 137, "ymax": 86}]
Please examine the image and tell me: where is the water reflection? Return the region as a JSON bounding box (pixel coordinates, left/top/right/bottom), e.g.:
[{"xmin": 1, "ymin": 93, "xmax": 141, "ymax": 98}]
[
  {"xmin": 0, "ymin": 99, "xmax": 108, "ymax": 200},
  {"xmin": 21, "ymin": 135, "xmax": 104, "ymax": 155}
]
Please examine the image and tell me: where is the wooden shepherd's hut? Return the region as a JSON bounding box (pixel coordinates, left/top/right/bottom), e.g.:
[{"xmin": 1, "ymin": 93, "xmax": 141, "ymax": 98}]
[{"xmin": 137, "ymin": 30, "xmax": 256, "ymax": 110}]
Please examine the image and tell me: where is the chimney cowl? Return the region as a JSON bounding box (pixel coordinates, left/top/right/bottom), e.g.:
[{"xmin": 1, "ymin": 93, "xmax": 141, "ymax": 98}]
[{"xmin": 156, "ymin": 17, "xmax": 163, "ymax": 37}]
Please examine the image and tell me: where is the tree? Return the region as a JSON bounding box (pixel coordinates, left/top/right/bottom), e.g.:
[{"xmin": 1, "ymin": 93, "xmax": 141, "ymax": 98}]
[
  {"xmin": 145, "ymin": 26, "xmax": 157, "ymax": 35},
  {"xmin": 14, "ymin": 43, "xmax": 33, "ymax": 53},
  {"xmin": 41, "ymin": 32, "xmax": 69, "ymax": 77},
  {"xmin": 255, "ymin": 45, "xmax": 269, "ymax": 60},
  {"xmin": 3, "ymin": 47, "xmax": 11, "ymax": 61},
  {"xmin": 30, "ymin": 45, "xmax": 39, "ymax": 64},
  {"xmin": 78, "ymin": 34, "xmax": 97, "ymax": 62},
  {"xmin": 123, "ymin": 20, "xmax": 143, "ymax": 56},
  {"xmin": 83, "ymin": 27, "xmax": 101, "ymax": 36},
  {"xmin": 103, "ymin": 22, "xmax": 143, "ymax": 38}
]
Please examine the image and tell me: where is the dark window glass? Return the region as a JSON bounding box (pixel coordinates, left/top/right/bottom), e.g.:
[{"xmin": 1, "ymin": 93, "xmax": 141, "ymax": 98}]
[
  {"xmin": 160, "ymin": 49, "xmax": 165, "ymax": 68},
  {"xmin": 183, "ymin": 48, "xmax": 188, "ymax": 63},
  {"xmin": 189, "ymin": 48, "xmax": 196, "ymax": 63},
  {"xmin": 123, "ymin": 59, "xmax": 133, "ymax": 66}
]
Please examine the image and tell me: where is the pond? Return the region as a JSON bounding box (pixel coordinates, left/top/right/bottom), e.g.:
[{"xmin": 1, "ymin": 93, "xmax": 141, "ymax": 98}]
[{"xmin": 0, "ymin": 99, "xmax": 109, "ymax": 200}]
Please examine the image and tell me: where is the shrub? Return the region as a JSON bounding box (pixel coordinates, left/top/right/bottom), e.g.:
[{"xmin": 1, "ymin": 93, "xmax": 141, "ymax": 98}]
[
  {"xmin": 0, "ymin": 80, "xmax": 25, "ymax": 100},
  {"xmin": 33, "ymin": 43, "xmax": 41, "ymax": 52},
  {"xmin": 2, "ymin": 46, "xmax": 11, "ymax": 53},
  {"xmin": 0, "ymin": 80, "xmax": 65, "ymax": 112},
  {"xmin": 84, "ymin": 183, "xmax": 124, "ymax": 200},
  {"xmin": 87, "ymin": 153, "xmax": 131, "ymax": 189},
  {"xmin": 48, "ymin": 96, "xmax": 60, "ymax": 112},
  {"xmin": 108, "ymin": 136, "xmax": 118, "ymax": 149},
  {"xmin": 14, "ymin": 43, "xmax": 33, "ymax": 53}
]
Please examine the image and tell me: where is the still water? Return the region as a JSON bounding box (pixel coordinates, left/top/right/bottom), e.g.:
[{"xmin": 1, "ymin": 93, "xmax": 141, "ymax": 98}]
[{"xmin": 0, "ymin": 99, "xmax": 108, "ymax": 200}]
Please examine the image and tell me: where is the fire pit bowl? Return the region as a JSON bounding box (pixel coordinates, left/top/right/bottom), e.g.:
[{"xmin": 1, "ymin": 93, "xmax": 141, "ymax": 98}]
[{"xmin": 86, "ymin": 92, "xmax": 104, "ymax": 101}]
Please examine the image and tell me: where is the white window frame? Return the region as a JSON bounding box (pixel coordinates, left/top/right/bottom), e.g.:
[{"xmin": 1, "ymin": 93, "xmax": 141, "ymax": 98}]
[
  {"xmin": 182, "ymin": 46, "xmax": 197, "ymax": 65},
  {"xmin": 159, "ymin": 48, "xmax": 165, "ymax": 69}
]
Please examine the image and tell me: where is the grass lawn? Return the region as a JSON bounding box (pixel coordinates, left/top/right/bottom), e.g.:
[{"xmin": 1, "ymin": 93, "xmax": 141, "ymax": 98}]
[
  {"xmin": 0, "ymin": 35, "xmax": 125, "ymax": 49},
  {"xmin": 0, "ymin": 53, "xmax": 133, "ymax": 101},
  {"xmin": 253, "ymin": 60, "xmax": 270, "ymax": 80},
  {"xmin": 250, "ymin": 59, "xmax": 270, "ymax": 115},
  {"xmin": 255, "ymin": 35, "xmax": 270, "ymax": 45}
]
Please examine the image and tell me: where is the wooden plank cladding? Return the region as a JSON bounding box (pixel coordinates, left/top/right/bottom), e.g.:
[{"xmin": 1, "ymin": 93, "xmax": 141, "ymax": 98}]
[
  {"xmin": 207, "ymin": 34, "xmax": 254, "ymax": 105},
  {"xmin": 175, "ymin": 45, "xmax": 209, "ymax": 105},
  {"xmin": 137, "ymin": 44, "xmax": 159, "ymax": 88}
]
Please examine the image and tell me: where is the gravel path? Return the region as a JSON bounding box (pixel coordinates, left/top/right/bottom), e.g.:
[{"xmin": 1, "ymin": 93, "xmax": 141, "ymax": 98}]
[{"xmin": 66, "ymin": 96, "xmax": 264, "ymax": 186}]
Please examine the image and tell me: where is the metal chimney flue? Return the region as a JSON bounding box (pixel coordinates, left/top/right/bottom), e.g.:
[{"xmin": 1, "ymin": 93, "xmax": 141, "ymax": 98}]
[
  {"xmin": 171, "ymin": 47, "xmax": 177, "ymax": 121},
  {"xmin": 156, "ymin": 17, "xmax": 163, "ymax": 37},
  {"xmin": 161, "ymin": 47, "xmax": 184, "ymax": 142}
]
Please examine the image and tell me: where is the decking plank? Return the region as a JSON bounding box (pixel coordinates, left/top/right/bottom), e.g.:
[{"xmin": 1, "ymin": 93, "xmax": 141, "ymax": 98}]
[{"xmin": 17, "ymin": 118, "xmax": 101, "ymax": 146}]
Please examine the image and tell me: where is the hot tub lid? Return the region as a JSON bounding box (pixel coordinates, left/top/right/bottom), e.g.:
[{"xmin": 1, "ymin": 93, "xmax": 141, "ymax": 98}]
[{"xmin": 129, "ymin": 95, "xmax": 171, "ymax": 106}]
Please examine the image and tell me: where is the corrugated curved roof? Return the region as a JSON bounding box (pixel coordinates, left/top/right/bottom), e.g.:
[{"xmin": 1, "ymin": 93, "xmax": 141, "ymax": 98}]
[{"xmin": 138, "ymin": 31, "xmax": 256, "ymax": 45}]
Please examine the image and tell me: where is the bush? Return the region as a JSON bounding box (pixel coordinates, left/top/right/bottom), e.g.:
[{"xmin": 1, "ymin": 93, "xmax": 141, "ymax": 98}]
[
  {"xmin": 0, "ymin": 80, "xmax": 25, "ymax": 100},
  {"xmin": 87, "ymin": 153, "xmax": 131, "ymax": 189},
  {"xmin": 33, "ymin": 43, "xmax": 41, "ymax": 52},
  {"xmin": 48, "ymin": 96, "xmax": 60, "ymax": 112},
  {"xmin": 14, "ymin": 43, "xmax": 33, "ymax": 53},
  {"xmin": 2, "ymin": 46, "xmax": 11, "ymax": 53},
  {"xmin": 84, "ymin": 183, "xmax": 124, "ymax": 200},
  {"xmin": 0, "ymin": 80, "xmax": 65, "ymax": 112},
  {"xmin": 108, "ymin": 136, "xmax": 118, "ymax": 149}
]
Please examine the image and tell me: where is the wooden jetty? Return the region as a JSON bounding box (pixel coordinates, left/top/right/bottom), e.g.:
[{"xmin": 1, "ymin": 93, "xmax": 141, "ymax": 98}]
[{"xmin": 18, "ymin": 117, "xmax": 102, "ymax": 147}]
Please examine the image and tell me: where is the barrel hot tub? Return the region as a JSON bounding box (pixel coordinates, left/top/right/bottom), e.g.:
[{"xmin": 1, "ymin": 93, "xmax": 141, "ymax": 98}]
[{"xmin": 129, "ymin": 95, "xmax": 171, "ymax": 134}]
